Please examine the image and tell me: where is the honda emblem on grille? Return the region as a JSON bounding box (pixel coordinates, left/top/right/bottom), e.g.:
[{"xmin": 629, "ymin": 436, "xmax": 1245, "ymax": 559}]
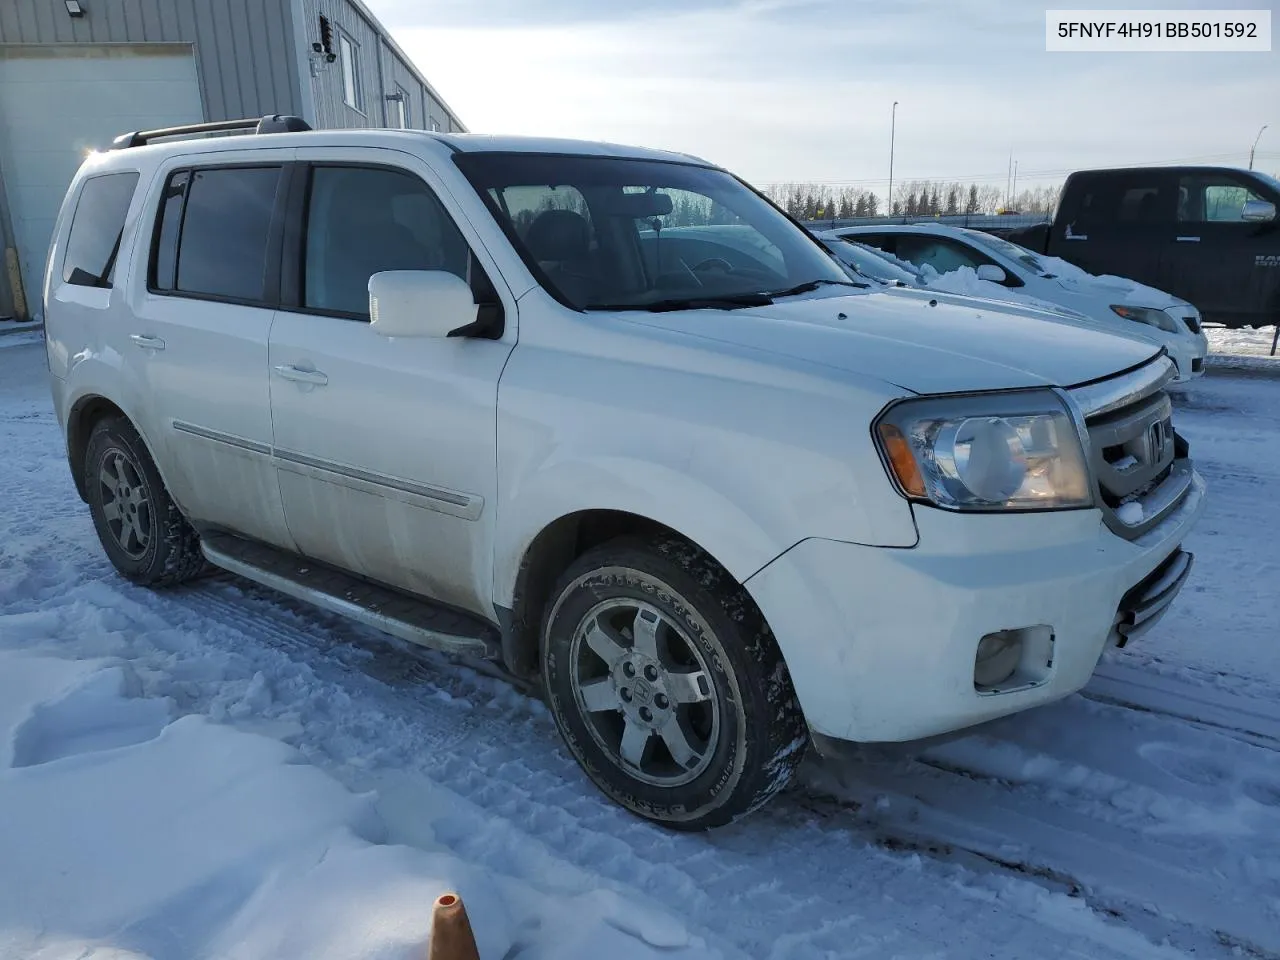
[{"xmin": 1147, "ymin": 420, "xmax": 1167, "ymax": 459}]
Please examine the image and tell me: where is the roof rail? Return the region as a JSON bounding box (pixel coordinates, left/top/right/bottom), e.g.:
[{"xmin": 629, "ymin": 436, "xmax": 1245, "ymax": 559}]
[{"xmin": 110, "ymin": 115, "xmax": 312, "ymax": 150}]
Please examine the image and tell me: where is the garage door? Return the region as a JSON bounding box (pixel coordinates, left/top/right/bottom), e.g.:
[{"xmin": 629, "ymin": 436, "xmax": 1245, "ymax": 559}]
[{"xmin": 0, "ymin": 44, "xmax": 203, "ymax": 319}]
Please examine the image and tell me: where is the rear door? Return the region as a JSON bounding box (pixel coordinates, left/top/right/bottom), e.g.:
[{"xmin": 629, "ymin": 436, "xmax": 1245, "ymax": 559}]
[
  {"xmin": 1168, "ymin": 171, "xmax": 1280, "ymax": 326},
  {"xmin": 127, "ymin": 150, "xmax": 294, "ymax": 548},
  {"xmin": 1051, "ymin": 171, "xmax": 1177, "ymax": 288}
]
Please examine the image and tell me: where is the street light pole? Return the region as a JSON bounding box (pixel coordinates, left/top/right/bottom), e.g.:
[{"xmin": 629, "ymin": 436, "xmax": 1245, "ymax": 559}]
[
  {"xmin": 1250, "ymin": 124, "xmax": 1269, "ymax": 170},
  {"xmin": 888, "ymin": 101, "xmax": 898, "ymax": 216}
]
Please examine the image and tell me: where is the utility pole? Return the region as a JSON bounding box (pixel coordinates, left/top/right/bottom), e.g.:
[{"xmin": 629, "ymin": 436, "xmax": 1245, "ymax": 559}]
[
  {"xmin": 889, "ymin": 101, "xmax": 899, "ymax": 217},
  {"xmin": 1250, "ymin": 124, "xmax": 1269, "ymax": 170},
  {"xmin": 1005, "ymin": 152, "xmax": 1013, "ymax": 209},
  {"xmin": 1011, "ymin": 160, "xmax": 1018, "ymax": 209}
]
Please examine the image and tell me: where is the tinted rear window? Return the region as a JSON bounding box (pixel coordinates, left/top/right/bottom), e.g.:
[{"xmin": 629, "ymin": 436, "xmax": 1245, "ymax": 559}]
[
  {"xmin": 152, "ymin": 166, "xmax": 281, "ymax": 303},
  {"xmin": 1075, "ymin": 174, "xmax": 1175, "ymax": 226},
  {"xmin": 63, "ymin": 172, "xmax": 139, "ymax": 287}
]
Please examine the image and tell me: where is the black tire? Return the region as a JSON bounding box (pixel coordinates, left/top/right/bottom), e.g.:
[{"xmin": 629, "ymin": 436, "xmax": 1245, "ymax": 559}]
[
  {"xmin": 541, "ymin": 536, "xmax": 807, "ymax": 830},
  {"xmin": 84, "ymin": 416, "xmax": 206, "ymax": 586}
]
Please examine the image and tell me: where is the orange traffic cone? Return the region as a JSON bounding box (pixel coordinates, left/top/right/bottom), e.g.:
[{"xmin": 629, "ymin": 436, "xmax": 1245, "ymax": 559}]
[{"xmin": 427, "ymin": 892, "xmax": 481, "ymax": 960}]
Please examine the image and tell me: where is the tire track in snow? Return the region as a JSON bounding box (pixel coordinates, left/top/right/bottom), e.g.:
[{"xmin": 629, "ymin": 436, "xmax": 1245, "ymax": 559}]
[
  {"xmin": 1087, "ymin": 659, "xmax": 1280, "ymax": 748},
  {"xmin": 802, "ymin": 687, "xmax": 1280, "ymax": 958}
]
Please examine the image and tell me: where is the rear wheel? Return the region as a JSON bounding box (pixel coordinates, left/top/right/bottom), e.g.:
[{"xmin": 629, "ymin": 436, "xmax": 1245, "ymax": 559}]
[
  {"xmin": 84, "ymin": 417, "xmax": 206, "ymax": 586},
  {"xmin": 541, "ymin": 537, "xmax": 806, "ymax": 829}
]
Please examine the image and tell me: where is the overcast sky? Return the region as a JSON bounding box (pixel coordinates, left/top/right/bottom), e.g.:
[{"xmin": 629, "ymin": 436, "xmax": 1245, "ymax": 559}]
[{"xmin": 370, "ymin": 0, "xmax": 1278, "ymax": 194}]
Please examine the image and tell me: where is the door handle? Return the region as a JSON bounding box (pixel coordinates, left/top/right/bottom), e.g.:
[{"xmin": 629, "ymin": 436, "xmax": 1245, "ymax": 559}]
[
  {"xmin": 129, "ymin": 334, "xmax": 165, "ymax": 350},
  {"xmin": 273, "ymin": 364, "xmax": 329, "ymax": 386},
  {"xmin": 1176, "ymin": 236, "xmax": 1201, "ymax": 242}
]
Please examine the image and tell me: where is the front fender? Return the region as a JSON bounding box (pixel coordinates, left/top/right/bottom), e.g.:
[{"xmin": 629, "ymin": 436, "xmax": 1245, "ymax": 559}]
[{"xmin": 494, "ymin": 454, "xmax": 786, "ymax": 606}]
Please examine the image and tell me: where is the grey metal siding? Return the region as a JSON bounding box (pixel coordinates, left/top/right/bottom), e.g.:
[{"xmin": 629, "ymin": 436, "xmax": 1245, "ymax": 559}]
[
  {"xmin": 297, "ymin": 0, "xmax": 465, "ymax": 133},
  {"xmin": 0, "ymin": 0, "xmax": 303, "ymax": 121}
]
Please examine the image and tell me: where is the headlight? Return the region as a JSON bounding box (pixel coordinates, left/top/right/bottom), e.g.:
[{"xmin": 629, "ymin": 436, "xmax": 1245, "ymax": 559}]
[
  {"xmin": 875, "ymin": 391, "xmax": 1092, "ymax": 511},
  {"xmin": 1110, "ymin": 304, "xmax": 1180, "ymax": 333}
]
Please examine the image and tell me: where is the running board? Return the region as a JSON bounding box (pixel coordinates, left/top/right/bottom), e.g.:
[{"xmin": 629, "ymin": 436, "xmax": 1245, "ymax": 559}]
[{"xmin": 200, "ymin": 533, "xmax": 498, "ymax": 659}]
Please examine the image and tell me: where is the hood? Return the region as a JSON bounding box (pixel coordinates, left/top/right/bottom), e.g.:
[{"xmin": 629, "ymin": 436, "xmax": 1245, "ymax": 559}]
[
  {"xmin": 630, "ymin": 289, "xmax": 1162, "ymax": 395},
  {"xmin": 1053, "ymin": 273, "xmax": 1184, "ymax": 310},
  {"xmin": 903, "ymin": 283, "xmax": 1095, "ymax": 325}
]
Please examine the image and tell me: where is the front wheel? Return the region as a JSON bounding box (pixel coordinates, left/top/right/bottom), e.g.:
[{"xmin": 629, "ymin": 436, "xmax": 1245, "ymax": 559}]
[{"xmin": 541, "ymin": 537, "xmax": 807, "ymax": 829}]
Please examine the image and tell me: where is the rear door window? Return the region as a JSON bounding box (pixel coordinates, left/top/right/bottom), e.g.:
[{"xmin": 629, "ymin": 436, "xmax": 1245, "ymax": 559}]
[
  {"xmin": 150, "ymin": 165, "xmax": 282, "ymax": 303},
  {"xmin": 894, "ymin": 235, "xmax": 986, "ymax": 273},
  {"xmin": 62, "ymin": 172, "xmax": 140, "ymax": 288},
  {"xmin": 1077, "ymin": 174, "xmax": 1176, "ymax": 227}
]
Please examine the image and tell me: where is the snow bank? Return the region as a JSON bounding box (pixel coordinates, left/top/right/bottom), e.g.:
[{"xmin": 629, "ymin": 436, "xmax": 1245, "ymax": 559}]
[{"xmin": 0, "ymin": 652, "xmax": 715, "ymax": 960}]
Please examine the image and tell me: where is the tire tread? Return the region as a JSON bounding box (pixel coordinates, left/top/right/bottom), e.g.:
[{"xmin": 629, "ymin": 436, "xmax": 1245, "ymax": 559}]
[{"xmin": 543, "ymin": 535, "xmax": 807, "ymax": 829}]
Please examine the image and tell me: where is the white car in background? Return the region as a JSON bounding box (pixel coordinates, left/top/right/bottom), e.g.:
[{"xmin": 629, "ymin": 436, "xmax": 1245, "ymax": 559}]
[
  {"xmin": 814, "ymin": 229, "xmax": 1140, "ymax": 333},
  {"xmin": 832, "ymin": 224, "xmax": 1210, "ymax": 383}
]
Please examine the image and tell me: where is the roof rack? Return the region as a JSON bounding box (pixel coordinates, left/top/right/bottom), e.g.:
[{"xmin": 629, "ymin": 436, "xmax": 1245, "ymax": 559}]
[{"xmin": 110, "ymin": 114, "xmax": 312, "ymax": 150}]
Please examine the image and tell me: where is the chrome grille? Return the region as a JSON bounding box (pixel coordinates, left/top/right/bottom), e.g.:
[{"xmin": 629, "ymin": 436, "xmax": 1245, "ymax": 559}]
[{"xmin": 1069, "ymin": 356, "xmax": 1193, "ymax": 540}]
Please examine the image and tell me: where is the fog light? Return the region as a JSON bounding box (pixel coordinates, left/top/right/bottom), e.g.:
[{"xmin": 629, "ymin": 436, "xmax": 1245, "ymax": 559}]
[{"xmin": 974, "ymin": 630, "xmax": 1022, "ymax": 688}]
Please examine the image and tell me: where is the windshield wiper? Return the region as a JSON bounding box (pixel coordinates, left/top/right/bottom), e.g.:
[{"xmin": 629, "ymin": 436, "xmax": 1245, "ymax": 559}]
[
  {"xmin": 765, "ymin": 278, "xmax": 868, "ymax": 298},
  {"xmin": 599, "ymin": 293, "xmax": 775, "ymax": 312}
]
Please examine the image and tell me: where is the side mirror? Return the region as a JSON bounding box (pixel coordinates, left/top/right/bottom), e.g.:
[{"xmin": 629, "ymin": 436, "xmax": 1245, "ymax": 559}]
[
  {"xmin": 976, "ymin": 264, "xmax": 1007, "ymax": 283},
  {"xmin": 1242, "ymin": 198, "xmax": 1277, "ymax": 222},
  {"xmin": 368, "ymin": 270, "xmax": 477, "ymax": 339}
]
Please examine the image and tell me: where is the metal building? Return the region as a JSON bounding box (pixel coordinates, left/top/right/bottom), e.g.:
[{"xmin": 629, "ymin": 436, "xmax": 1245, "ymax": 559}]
[{"xmin": 0, "ymin": 0, "xmax": 466, "ymax": 322}]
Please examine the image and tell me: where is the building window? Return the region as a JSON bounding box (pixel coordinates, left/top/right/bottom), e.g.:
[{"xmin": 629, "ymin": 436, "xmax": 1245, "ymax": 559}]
[
  {"xmin": 339, "ymin": 33, "xmax": 361, "ymax": 111},
  {"xmin": 394, "ymin": 87, "xmax": 409, "ymax": 128}
]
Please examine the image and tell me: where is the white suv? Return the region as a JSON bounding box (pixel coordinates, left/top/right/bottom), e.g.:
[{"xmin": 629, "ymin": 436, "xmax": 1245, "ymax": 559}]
[{"xmin": 44, "ymin": 116, "xmax": 1205, "ymax": 829}]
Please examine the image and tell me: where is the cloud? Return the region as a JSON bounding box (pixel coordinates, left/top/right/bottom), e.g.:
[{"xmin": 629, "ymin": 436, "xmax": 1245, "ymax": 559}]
[{"xmin": 377, "ymin": 0, "xmax": 1280, "ymax": 187}]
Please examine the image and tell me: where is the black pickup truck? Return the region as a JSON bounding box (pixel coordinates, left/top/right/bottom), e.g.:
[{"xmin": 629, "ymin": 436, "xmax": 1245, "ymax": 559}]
[{"xmin": 1005, "ymin": 166, "xmax": 1280, "ymax": 344}]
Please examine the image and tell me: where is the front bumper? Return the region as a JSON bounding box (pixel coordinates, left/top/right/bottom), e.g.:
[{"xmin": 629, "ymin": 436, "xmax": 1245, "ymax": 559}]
[
  {"xmin": 745, "ymin": 470, "xmax": 1206, "ymax": 743},
  {"xmin": 1166, "ymin": 334, "xmax": 1209, "ymax": 382}
]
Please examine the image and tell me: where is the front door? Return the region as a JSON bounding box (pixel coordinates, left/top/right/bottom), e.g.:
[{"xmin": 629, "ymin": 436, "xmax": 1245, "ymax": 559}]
[
  {"xmin": 1165, "ymin": 171, "xmax": 1280, "ymax": 327},
  {"xmin": 267, "ymin": 151, "xmax": 516, "ymax": 618}
]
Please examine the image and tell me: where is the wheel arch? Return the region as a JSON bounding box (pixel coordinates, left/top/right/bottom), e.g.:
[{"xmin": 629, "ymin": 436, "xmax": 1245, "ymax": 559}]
[
  {"xmin": 66, "ymin": 394, "xmax": 173, "ymax": 509},
  {"xmin": 497, "ymin": 508, "xmax": 770, "ymax": 683},
  {"xmin": 67, "ymin": 394, "xmax": 132, "ymax": 501}
]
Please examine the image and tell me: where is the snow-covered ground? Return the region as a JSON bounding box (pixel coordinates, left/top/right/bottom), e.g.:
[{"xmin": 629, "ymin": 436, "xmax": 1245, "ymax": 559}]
[
  {"xmin": 2, "ymin": 335, "xmax": 1279, "ymax": 959},
  {"xmin": 1206, "ymin": 324, "xmax": 1280, "ymax": 361}
]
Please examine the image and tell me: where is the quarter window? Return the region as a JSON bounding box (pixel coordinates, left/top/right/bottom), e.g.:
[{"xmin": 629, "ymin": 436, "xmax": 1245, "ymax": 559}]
[
  {"xmin": 150, "ymin": 166, "xmax": 281, "ymax": 303},
  {"xmin": 339, "ymin": 34, "xmax": 361, "ymax": 110},
  {"xmin": 303, "ymin": 165, "xmax": 471, "ymax": 317},
  {"xmin": 63, "ymin": 172, "xmax": 139, "ymax": 288}
]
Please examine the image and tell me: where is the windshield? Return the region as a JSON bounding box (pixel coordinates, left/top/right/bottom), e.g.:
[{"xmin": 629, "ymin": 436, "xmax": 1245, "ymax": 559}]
[
  {"xmin": 961, "ymin": 229, "xmax": 1054, "ymax": 277},
  {"xmin": 454, "ymin": 152, "xmax": 853, "ymax": 310},
  {"xmin": 823, "ymin": 237, "xmax": 920, "ymax": 284}
]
